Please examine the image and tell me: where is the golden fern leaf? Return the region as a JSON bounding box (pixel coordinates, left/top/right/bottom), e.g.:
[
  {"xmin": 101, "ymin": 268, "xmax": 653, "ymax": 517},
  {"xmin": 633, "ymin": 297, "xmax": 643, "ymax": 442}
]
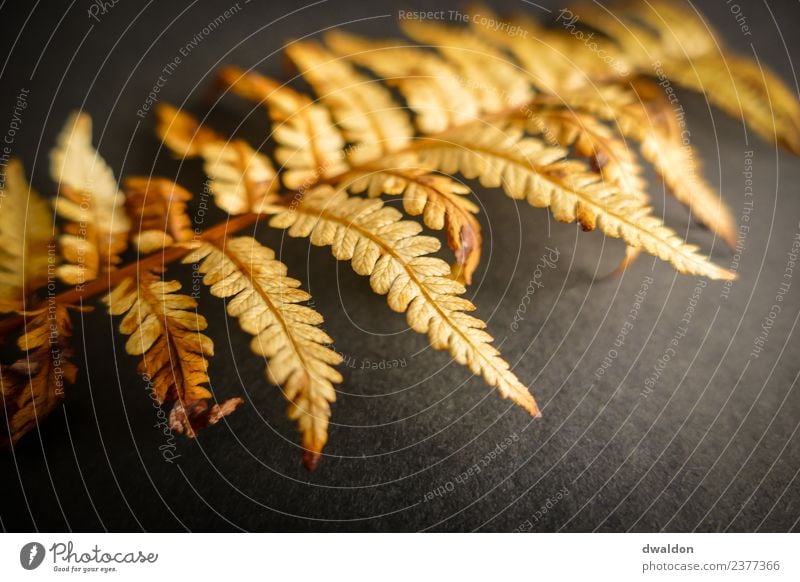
[
  {"xmin": 581, "ymin": 1, "xmax": 717, "ymax": 67},
  {"xmin": 50, "ymin": 112, "xmax": 130, "ymax": 284},
  {"xmin": 0, "ymin": 159, "xmax": 53, "ymax": 312},
  {"xmin": 267, "ymin": 186, "xmax": 540, "ymax": 417},
  {"xmin": 0, "ymin": 303, "xmax": 77, "ymax": 446},
  {"xmin": 632, "ymin": 81, "xmax": 737, "ymax": 246},
  {"xmin": 156, "ymin": 104, "xmax": 280, "ymax": 214},
  {"xmin": 583, "ymin": 0, "xmax": 800, "ymax": 154},
  {"xmin": 324, "ymin": 30, "xmax": 481, "ymax": 134},
  {"xmin": 400, "ymin": 19, "xmax": 532, "ymax": 112},
  {"xmin": 124, "ymin": 177, "xmax": 195, "ymax": 253},
  {"xmin": 562, "ymin": 84, "xmax": 737, "ymax": 246},
  {"xmin": 460, "ymin": 5, "xmax": 735, "ymax": 245},
  {"xmin": 337, "ymin": 154, "xmax": 482, "ymax": 284},
  {"xmin": 155, "ymin": 102, "xmax": 225, "ymax": 157},
  {"xmin": 217, "ymin": 66, "xmax": 349, "ymax": 189},
  {"xmin": 517, "ymin": 107, "xmax": 648, "ymax": 203},
  {"xmin": 668, "ymin": 54, "xmax": 800, "ymax": 155},
  {"xmin": 413, "ymin": 124, "xmax": 734, "ymax": 280},
  {"xmin": 285, "ymin": 40, "xmax": 414, "ymax": 162},
  {"xmin": 515, "ymin": 106, "xmax": 649, "ymax": 270},
  {"xmin": 104, "ymin": 271, "xmax": 243, "ymax": 436},
  {"xmin": 182, "ymin": 236, "xmax": 341, "ymax": 469}
]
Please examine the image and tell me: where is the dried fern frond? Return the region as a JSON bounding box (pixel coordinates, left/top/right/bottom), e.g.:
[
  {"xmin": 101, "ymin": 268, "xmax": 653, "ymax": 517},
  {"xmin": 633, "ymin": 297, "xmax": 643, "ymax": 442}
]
[
  {"xmin": 50, "ymin": 112, "xmax": 130, "ymax": 284},
  {"xmin": 104, "ymin": 272, "xmax": 243, "ymax": 436},
  {"xmin": 124, "ymin": 177, "xmax": 194, "ymax": 253},
  {"xmin": 0, "ymin": 303, "xmax": 77, "ymax": 446},
  {"xmin": 451, "ymin": 6, "xmax": 737, "ymax": 247},
  {"xmin": 670, "ymin": 54, "xmax": 800, "ymax": 155},
  {"xmin": 517, "ymin": 107, "xmax": 648, "ymax": 203},
  {"xmin": 631, "ymin": 81, "xmax": 736, "ymax": 247},
  {"xmin": 337, "ymin": 154, "xmax": 482, "ymax": 284},
  {"xmin": 0, "ymin": 159, "xmax": 53, "ymax": 312},
  {"xmin": 414, "ymin": 124, "xmax": 734, "ymax": 280},
  {"xmin": 183, "ymin": 236, "xmax": 341, "ymax": 469},
  {"xmin": 267, "ymin": 186, "xmax": 540, "ymax": 417},
  {"xmin": 514, "ymin": 106, "xmax": 650, "ymax": 268},
  {"xmin": 581, "ymin": 0, "xmax": 800, "ymax": 154},
  {"xmin": 285, "ymin": 41, "xmax": 414, "ymax": 163},
  {"xmin": 325, "ymin": 30, "xmax": 482, "ymax": 134},
  {"xmin": 156, "ymin": 104, "xmax": 279, "ymax": 214},
  {"xmin": 327, "ymin": 19, "xmax": 734, "ymax": 259},
  {"xmin": 559, "ymin": 85, "xmax": 736, "ymax": 246},
  {"xmin": 217, "ymin": 66, "xmax": 349, "ymax": 189}
]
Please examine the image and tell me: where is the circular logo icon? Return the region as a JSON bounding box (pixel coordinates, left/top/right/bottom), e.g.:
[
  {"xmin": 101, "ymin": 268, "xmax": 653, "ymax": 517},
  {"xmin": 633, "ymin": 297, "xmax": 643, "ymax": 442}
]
[{"xmin": 19, "ymin": 542, "xmax": 45, "ymax": 570}]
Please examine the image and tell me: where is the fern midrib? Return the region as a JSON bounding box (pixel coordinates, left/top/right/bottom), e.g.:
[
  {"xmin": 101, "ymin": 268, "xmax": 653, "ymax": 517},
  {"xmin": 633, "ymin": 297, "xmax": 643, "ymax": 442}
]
[
  {"xmin": 68, "ymin": 189, "xmax": 104, "ymax": 274},
  {"xmin": 300, "ymin": 202, "xmax": 534, "ymax": 407},
  {"xmin": 213, "ymin": 240, "xmax": 309, "ymax": 371},
  {"xmin": 26, "ymin": 317, "xmax": 65, "ymax": 410},
  {"xmin": 211, "ymin": 240, "xmax": 324, "ymax": 421},
  {"xmin": 139, "ymin": 277, "xmax": 186, "ymax": 404},
  {"xmin": 138, "ymin": 280, "xmax": 194, "ymax": 403}
]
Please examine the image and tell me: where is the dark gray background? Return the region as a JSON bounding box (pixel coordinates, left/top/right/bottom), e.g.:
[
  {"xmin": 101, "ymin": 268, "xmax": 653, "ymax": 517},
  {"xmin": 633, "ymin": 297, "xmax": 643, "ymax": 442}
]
[{"xmin": 1, "ymin": 0, "xmax": 799, "ymax": 532}]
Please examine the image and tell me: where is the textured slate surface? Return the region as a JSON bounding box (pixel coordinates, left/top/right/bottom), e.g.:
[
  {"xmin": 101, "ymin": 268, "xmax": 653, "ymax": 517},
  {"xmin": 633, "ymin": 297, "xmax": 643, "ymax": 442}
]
[{"xmin": 1, "ymin": 0, "xmax": 799, "ymax": 532}]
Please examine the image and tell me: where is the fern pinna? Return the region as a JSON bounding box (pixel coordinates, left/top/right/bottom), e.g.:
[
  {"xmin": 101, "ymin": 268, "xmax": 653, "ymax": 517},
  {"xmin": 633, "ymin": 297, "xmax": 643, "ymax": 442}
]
[{"xmin": 2, "ymin": 2, "xmax": 798, "ymax": 469}]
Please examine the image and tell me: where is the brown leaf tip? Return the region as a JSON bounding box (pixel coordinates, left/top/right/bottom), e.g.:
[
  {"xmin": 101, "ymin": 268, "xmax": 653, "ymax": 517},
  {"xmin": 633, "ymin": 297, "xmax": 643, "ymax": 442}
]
[{"xmin": 303, "ymin": 450, "xmax": 322, "ymax": 471}]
